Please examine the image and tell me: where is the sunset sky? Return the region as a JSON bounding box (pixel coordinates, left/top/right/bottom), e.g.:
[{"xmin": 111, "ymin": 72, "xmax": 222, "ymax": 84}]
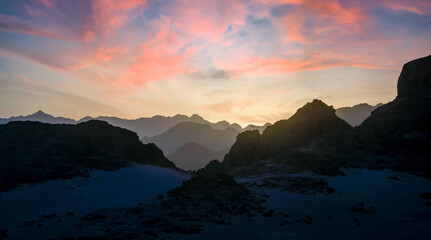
[{"xmin": 1, "ymin": 0, "xmax": 430, "ymax": 125}]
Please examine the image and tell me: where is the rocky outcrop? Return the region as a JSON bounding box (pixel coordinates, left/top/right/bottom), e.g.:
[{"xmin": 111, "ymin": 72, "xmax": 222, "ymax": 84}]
[
  {"xmin": 224, "ymin": 130, "xmax": 261, "ymax": 167},
  {"xmin": 397, "ymin": 55, "xmax": 431, "ymax": 98},
  {"xmin": 353, "ymin": 56, "xmax": 431, "ymax": 176},
  {"xmin": 260, "ymin": 99, "xmax": 351, "ymax": 151},
  {"xmin": 0, "ymin": 120, "xmax": 175, "ymax": 192}
]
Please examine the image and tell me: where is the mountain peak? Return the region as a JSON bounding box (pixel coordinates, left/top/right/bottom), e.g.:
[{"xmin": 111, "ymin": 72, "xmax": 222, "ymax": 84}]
[
  {"xmin": 32, "ymin": 110, "xmax": 49, "ymax": 116},
  {"xmin": 190, "ymin": 114, "xmax": 205, "ymax": 121},
  {"xmin": 292, "ymin": 99, "xmax": 336, "ymax": 120},
  {"xmin": 397, "ymin": 55, "xmax": 431, "ymax": 98}
]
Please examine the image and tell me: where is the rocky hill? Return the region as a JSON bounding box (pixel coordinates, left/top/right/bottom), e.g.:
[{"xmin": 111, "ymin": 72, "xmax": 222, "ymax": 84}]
[
  {"xmin": 0, "ymin": 120, "xmax": 175, "ymax": 192},
  {"xmin": 223, "ymin": 99, "xmax": 351, "ymax": 170}
]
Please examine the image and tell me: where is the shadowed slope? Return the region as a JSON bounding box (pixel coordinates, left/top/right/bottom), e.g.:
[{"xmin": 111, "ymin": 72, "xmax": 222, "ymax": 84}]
[{"xmin": 0, "ymin": 120, "xmax": 175, "ymax": 192}]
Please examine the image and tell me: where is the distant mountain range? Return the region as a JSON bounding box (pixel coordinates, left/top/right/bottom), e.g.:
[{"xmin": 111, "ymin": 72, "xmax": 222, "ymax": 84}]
[
  {"xmin": 0, "ymin": 110, "xmax": 76, "ymax": 125},
  {"xmin": 167, "ymin": 142, "xmax": 228, "ymax": 171},
  {"xmin": 0, "ymin": 112, "xmax": 253, "ymax": 138},
  {"xmin": 142, "ymin": 122, "xmax": 239, "ymax": 155},
  {"xmin": 1, "ymin": 104, "xmax": 378, "ymax": 137},
  {"xmin": 336, "ymin": 103, "xmax": 383, "ymax": 126}
]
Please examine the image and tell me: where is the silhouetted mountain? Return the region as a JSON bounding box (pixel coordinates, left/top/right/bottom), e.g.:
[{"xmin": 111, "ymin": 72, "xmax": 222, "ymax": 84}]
[
  {"xmin": 167, "ymin": 142, "xmax": 228, "ymax": 170},
  {"xmin": 0, "ymin": 110, "xmax": 75, "ymax": 125},
  {"xmin": 142, "ymin": 122, "xmax": 240, "ymax": 155},
  {"xmin": 78, "ymin": 116, "xmax": 92, "ymax": 122},
  {"xmin": 214, "ymin": 120, "xmax": 230, "ymax": 130},
  {"xmin": 214, "ymin": 121, "xmax": 243, "ymax": 131},
  {"xmin": 222, "ymin": 55, "xmax": 431, "ymax": 178},
  {"xmin": 231, "ymin": 123, "xmax": 243, "ymax": 131},
  {"xmin": 349, "ymin": 55, "xmax": 431, "ymax": 176},
  {"xmin": 336, "ymin": 103, "xmax": 383, "ymax": 126},
  {"xmin": 243, "ymin": 123, "xmax": 271, "ymax": 133},
  {"xmin": 0, "ymin": 120, "xmax": 174, "ymax": 192},
  {"xmin": 224, "ymin": 99, "xmax": 351, "ymax": 169}
]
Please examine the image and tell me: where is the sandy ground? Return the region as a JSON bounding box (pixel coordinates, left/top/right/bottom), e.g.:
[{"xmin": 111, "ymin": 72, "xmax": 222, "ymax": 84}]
[
  {"xmin": 0, "ymin": 167, "xmax": 430, "ymax": 239},
  {"xmin": 174, "ymin": 168, "xmax": 431, "ymax": 240},
  {"xmin": 0, "ymin": 164, "xmax": 190, "ymax": 239}
]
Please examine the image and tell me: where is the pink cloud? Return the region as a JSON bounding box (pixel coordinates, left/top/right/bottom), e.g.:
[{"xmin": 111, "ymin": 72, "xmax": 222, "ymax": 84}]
[
  {"xmin": 383, "ymin": 0, "xmax": 431, "ymax": 15},
  {"xmin": 164, "ymin": 0, "xmax": 247, "ymax": 41},
  {"xmin": 3, "ymin": 0, "xmax": 147, "ymax": 42},
  {"xmin": 38, "ymin": 0, "xmax": 54, "ymax": 8},
  {"xmin": 274, "ymin": 0, "xmax": 365, "ymax": 45}
]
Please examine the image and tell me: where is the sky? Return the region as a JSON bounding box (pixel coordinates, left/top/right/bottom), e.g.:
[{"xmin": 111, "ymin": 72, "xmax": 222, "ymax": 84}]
[{"xmin": 0, "ymin": 0, "xmax": 430, "ymax": 125}]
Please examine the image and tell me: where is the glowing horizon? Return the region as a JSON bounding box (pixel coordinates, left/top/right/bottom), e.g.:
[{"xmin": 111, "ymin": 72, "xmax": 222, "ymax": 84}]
[{"xmin": 1, "ymin": 0, "xmax": 430, "ymax": 125}]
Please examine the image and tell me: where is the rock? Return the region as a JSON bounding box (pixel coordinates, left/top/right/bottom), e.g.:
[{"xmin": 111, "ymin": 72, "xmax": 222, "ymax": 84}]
[
  {"xmin": 262, "ymin": 209, "xmax": 274, "ymax": 217},
  {"xmin": 66, "ymin": 211, "xmax": 75, "ymax": 216},
  {"xmin": 41, "ymin": 213, "xmax": 56, "ymax": 219},
  {"xmin": 419, "ymin": 193, "xmax": 431, "ymax": 200},
  {"xmin": 223, "ymin": 130, "xmax": 261, "ymax": 167},
  {"xmin": 0, "ymin": 228, "xmax": 8, "ymax": 239},
  {"xmin": 397, "ymin": 55, "xmax": 431, "ymax": 98},
  {"xmin": 202, "ymin": 159, "xmax": 228, "ymax": 173},
  {"xmin": 350, "ymin": 202, "xmax": 377, "ymax": 215},
  {"xmin": 253, "ymin": 176, "xmax": 334, "ymax": 195}
]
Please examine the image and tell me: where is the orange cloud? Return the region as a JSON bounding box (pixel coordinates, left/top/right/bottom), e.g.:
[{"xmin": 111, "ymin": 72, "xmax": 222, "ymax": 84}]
[
  {"xmin": 275, "ymin": 0, "xmax": 365, "ymax": 44},
  {"xmin": 165, "ymin": 0, "xmax": 247, "ymax": 41},
  {"xmin": 90, "ymin": 0, "xmax": 147, "ymax": 40}
]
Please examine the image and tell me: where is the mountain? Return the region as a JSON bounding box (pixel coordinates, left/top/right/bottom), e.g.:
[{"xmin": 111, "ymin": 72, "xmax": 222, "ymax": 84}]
[
  {"xmin": 0, "ymin": 120, "xmax": 174, "ymax": 192},
  {"xmin": 243, "ymin": 123, "xmax": 272, "ymax": 133},
  {"xmin": 350, "ymin": 55, "xmax": 431, "ymax": 176},
  {"xmin": 336, "ymin": 103, "xmax": 383, "ymax": 126},
  {"xmin": 142, "ymin": 122, "xmax": 240, "ymax": 155},
  {"xmin": 219, "ymin": 55, "xmax": 431, "ymax": 178},
  {"xmin": 223, "ymin": 99, "xmax": 352, "ymax": 169},
  {"xmin": 167, "ymin": 142, "xmax": 228, "ymax": 170},
  {"xmin": 0, "ymin": 110, "xmax": 75, "ymax": 125}
]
